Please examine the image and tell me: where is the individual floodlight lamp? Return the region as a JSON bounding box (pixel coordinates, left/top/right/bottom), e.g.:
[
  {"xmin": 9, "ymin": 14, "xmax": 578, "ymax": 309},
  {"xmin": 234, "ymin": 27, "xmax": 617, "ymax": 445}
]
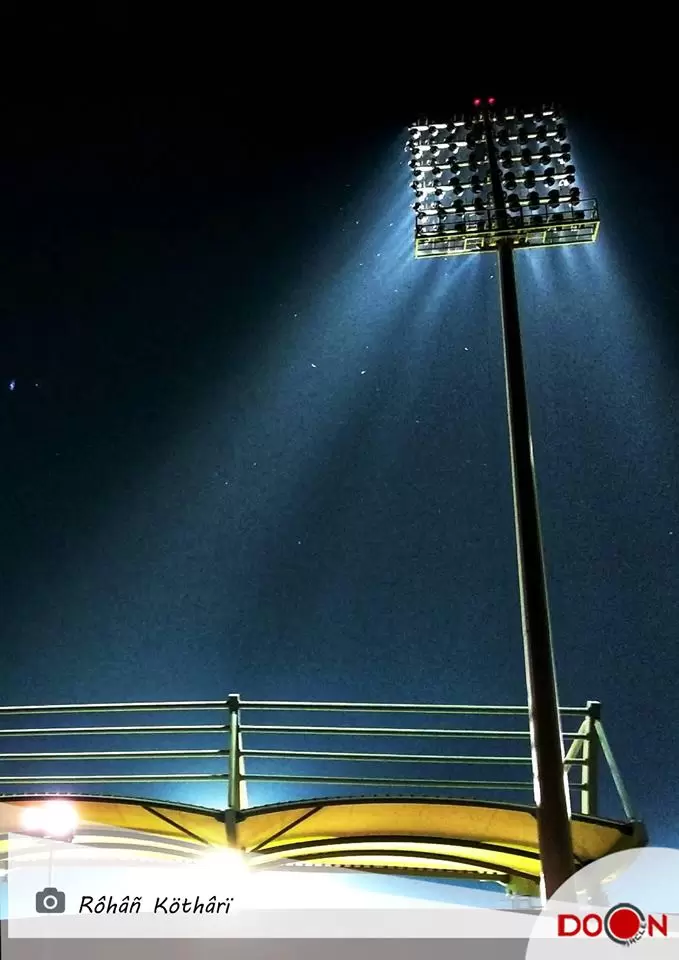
[
  {"xmin": 506, "ymin": 192, "xmax": 521, "ymax": 213},
  {"xmin": 500, "ymin": 148, "xmax": 513, "ymax": 169}
]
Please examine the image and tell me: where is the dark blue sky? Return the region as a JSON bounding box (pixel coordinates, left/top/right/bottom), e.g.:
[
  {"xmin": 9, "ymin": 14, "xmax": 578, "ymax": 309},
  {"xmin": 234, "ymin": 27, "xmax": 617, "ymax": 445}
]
[{"xmin": 1, "ymin": 92, "xmax": 677, "ymax": 849}]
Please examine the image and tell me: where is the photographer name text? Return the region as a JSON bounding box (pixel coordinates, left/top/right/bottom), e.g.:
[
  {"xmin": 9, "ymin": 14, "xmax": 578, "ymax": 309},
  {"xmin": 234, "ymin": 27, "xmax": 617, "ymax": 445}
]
[{"xmin": 78, "ymin": 895, "xmax": 235, "ymax": 915}]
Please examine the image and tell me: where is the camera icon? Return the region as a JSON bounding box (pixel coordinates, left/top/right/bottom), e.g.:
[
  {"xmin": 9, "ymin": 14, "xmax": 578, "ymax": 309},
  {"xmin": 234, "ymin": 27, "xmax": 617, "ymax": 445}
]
[{"xmin": 35, "ymin": 887, "xmax": 66, "ymax": 914}]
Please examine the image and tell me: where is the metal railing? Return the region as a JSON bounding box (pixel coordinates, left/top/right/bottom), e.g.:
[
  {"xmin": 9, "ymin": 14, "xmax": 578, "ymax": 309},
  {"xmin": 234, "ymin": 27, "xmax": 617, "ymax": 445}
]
[{"xmin": 0, "ymin": 697, "xmax": 635, "ymax": 820}]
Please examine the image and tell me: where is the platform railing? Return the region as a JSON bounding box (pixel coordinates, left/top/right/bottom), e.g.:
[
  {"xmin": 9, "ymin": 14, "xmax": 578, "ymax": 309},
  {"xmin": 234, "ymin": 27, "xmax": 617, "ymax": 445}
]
[{"xmin": 0, "ymin": 697, "xmax": 635, "ymax": 821}]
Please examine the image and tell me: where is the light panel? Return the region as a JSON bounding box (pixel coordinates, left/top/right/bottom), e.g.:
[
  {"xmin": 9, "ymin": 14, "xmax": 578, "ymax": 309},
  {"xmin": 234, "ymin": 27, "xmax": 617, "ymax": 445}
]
[{"xmin": 406, "ymin": 102, "xmax": 599, "ymax": 258}]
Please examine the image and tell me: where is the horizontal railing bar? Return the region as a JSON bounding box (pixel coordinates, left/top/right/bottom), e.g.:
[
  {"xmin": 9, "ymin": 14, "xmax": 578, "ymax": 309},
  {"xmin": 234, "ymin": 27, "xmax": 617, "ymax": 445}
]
[
  {"xmin": 0, "ymin": 702, "xmax": 228, "ymax": 716},
  {"xmin": 0, "ymin": 749, "xmax": 228, "ymax": 762},
  {"xmin": 243, "ymin": 774, "xmax": 534, "ymax": 788},
  {"xmin": 0, "ymin": 749, "xmax": 586, "ymax": 765},
  {"xmin": 240, "ymin": 701, "xmax": 586, "ymax": 716},
  {"xmin": 0, "ymin": 773, "xmax": 226, "ymax": 784},
  {"xmin": 242, "ymin": 749, "xmax": 579, "ymax": 765},
  {"xmin": 241, "ymin": 724, "xmax": 586, "ymax": 740},
  {"xmin": 0, "ymin": 724, "xmax": 588, "ymax": 741},
  {"xmin": 0, "ymin": 775, "xmax": 589, "ymax": 788},
  {"xmin": 0, "ymin": 701, "xmax": 587, "ymax": 717},
  {"xmin": 0, "ymin": 725, "xmax": 226, "ymax": 738}
]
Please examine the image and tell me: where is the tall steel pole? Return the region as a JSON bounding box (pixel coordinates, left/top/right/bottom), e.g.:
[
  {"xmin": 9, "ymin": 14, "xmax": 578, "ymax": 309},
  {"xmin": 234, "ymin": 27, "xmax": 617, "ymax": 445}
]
[{"xmin": 481, "ymin": 105, "xmax": 574, "ymax": 899}]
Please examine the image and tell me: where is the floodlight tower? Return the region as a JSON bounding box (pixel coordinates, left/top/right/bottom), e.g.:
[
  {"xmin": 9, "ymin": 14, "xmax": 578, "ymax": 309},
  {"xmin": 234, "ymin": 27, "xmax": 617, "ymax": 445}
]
[{"xmin": 405, "ymin": 99, "xmax": 600, "ymax": 899}]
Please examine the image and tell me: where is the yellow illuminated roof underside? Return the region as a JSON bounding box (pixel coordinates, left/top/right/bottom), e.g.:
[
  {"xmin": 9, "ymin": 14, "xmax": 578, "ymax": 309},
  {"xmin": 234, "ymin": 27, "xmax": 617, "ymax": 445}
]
[{"xmin": 0, "ymin": 794, "xmax": 645, "ymax": 893}]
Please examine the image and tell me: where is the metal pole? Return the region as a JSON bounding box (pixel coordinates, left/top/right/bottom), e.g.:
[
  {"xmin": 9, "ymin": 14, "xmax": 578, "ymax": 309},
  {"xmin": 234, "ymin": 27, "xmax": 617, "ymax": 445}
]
[
  {"xmin": 594, "ymin": 718, "xmax": 636, "ymax": 821},
  {"xmin": 581, "ymin": 700, "xmax": 600, "ymax": 816},
  {"xmin": 482, "ymin": 105, "xmax": 574, "ymax": 899},
  {"xmin": 225, "ymin": 693, "xmax": 241, "ymax": 845},
  {"xmin": 227, "ymin": 694, "xmax": 241, "ymax": 812}
]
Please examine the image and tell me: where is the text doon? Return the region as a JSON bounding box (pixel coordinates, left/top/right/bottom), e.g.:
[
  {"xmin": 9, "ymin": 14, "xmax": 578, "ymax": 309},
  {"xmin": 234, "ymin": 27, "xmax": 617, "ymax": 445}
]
[{"xmin": 557, "ymin": 914, "xmax": 668, "ymax": 938}]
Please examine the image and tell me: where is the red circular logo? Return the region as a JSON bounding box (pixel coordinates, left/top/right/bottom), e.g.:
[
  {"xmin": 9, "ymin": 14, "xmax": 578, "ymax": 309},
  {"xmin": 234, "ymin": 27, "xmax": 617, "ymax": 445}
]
[{"xmin": 604, "ymin": 903, "xmax": 646, "ymax": 944}]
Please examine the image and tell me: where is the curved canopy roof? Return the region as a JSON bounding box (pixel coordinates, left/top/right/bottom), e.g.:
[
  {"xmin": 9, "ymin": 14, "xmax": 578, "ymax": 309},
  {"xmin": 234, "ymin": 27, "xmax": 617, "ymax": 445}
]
[{"xmin": 0, "ymin": 794, "xmax": 646, "ymax": 892}]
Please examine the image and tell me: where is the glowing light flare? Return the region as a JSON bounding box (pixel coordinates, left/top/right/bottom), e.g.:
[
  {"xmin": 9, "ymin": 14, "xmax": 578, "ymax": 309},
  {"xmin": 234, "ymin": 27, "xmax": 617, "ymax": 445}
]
[
  {"xmin": 21, "ymin": 800, "xmax": 79, "ymax": 838},
  {"xmin": 197, "ymin": 846, "xmax": 251, "ymax": 880}
]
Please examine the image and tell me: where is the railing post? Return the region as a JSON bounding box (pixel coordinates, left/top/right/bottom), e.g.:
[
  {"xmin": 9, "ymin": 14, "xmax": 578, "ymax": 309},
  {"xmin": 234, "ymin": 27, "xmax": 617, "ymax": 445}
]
[
  {"xmin": 225, "ymin": 694, "xmax": 241, "ymax": 845},
  {"xmin": 581, "ymin": 701, "xmax": 600, "ymax": 816},
  {"xmin": 227, "ymin": 694, "xmax": 241, "ymax": 812}
]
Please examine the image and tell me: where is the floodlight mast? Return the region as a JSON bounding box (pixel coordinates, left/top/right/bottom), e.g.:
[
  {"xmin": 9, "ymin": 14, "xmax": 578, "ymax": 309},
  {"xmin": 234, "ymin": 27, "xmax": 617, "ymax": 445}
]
[
  {"xmin": 481, "ymin": 102, "xmax": 574, "ymax": 899},
  {"xmin": 405, "ymin": 100, "xmax": 598, "ymax": 899}
]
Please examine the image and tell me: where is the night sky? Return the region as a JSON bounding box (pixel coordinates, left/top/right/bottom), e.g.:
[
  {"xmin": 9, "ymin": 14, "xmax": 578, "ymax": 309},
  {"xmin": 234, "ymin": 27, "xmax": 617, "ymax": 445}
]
[{"xmin": 1, "ymin": 90, "xmax": 677, "ymax": 854}]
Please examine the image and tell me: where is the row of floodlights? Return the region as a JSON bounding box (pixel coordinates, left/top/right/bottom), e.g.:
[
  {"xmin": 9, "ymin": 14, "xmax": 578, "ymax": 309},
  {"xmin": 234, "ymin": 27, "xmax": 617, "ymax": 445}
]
[
  {"xmin": 412, "ymin": 187, "xmax": 582, "ymax": 217},
  {"xmin": 407, "ymin": 140, "xmax": 571, "ymax": 167},
  {"xmin": 411, "ymin": 173, "xmax": 578, "ymax": 197},
  {"xmin": 416, "ymin": 210, "xmax": 589, "ymax": 239},
  {"xmin": 408, "ymin": 141, "xmax": 570, "ymax": 164},
  {"xmin": 406, "ymin": 123, "xmax": 568, "ymax": 155},
  {"xmin": 408, "ymin": 120, "xmax": 567, "ymax": 148},
  {"xmin": 416, "ymin": 210, "xmax": 590, "ymax": 230},
  {"xmin": 411, "ymin": 164, "xmax": 576, "ymax": 189},
  {"xmin": 409, "ymin": 104, "xmax": 562, "ymax": 132}
]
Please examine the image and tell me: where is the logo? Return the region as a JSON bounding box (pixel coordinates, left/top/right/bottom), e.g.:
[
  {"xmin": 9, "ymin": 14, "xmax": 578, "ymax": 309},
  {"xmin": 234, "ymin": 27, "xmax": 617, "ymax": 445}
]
[
  {"xmin": 557, "ymin": 903, "xmax": 668, "ymax": 945},
  {"xmin": 35, "ymin": 887, "xmax": 66, "ymax": 914},
  {"xmin": 526, "ymin": 846, "xmax": 679, "ymax": 958}
]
